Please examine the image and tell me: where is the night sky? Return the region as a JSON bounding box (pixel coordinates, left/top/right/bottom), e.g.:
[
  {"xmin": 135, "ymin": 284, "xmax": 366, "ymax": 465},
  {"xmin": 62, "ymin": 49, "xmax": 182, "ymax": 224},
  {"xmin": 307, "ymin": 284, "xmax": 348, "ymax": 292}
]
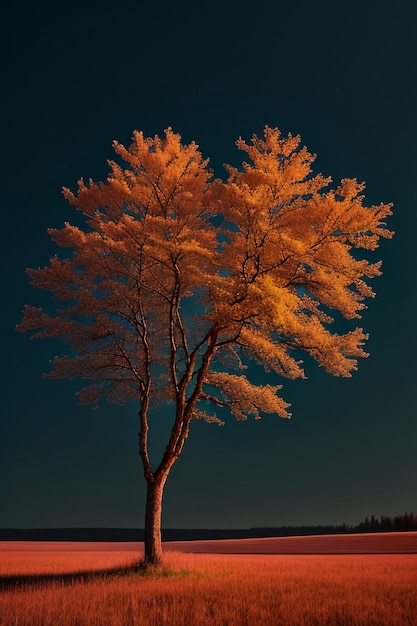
[{"xmin": 2, "ymin": 1, "xmax": 416, "ymax": 531}]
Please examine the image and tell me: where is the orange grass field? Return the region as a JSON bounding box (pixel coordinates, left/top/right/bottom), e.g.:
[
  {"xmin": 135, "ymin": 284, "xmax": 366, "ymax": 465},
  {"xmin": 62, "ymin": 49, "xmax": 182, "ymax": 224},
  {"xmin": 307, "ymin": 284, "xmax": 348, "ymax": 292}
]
[{"xmin": 1, "ymin": 533, "xmax": 416, "ymax": 626}]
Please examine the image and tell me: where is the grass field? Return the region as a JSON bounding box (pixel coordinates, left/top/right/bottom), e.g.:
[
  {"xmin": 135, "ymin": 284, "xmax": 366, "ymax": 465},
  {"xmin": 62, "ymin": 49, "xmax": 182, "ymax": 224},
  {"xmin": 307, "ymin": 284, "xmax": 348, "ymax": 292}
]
[{"xmin": 1, "ymin": 534, "xmax": 416, "ymax": 625}]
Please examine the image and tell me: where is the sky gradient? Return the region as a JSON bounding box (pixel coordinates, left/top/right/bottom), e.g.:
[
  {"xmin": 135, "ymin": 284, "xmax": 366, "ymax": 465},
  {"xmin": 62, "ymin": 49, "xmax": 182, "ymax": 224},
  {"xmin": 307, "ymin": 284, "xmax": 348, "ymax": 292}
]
[{"xmin": 2, "ymin": 0, "xmax": 416, "ymax": 530}]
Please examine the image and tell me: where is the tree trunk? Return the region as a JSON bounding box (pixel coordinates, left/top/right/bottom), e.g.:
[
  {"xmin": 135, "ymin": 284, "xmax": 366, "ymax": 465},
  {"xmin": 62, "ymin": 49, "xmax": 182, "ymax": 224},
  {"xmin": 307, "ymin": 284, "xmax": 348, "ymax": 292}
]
[{"xmin": 143, "ymin": 478, "xmax": 166, "ymax": 566}]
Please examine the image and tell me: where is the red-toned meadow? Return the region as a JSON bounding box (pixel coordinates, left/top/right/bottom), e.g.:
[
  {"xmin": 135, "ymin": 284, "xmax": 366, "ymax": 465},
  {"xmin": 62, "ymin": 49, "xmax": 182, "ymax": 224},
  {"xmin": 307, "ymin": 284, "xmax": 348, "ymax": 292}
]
[{"xmin": 1, "ymin": 533, "xmax": 416, "ymax": 625}]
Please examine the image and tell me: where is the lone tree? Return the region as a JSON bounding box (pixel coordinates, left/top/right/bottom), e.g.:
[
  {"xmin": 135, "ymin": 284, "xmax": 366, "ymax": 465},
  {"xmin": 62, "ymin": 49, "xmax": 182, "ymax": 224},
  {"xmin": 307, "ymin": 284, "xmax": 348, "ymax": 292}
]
[{"xmin": 18, "ymin": 127, "xmax": 392, "ymax": 565}]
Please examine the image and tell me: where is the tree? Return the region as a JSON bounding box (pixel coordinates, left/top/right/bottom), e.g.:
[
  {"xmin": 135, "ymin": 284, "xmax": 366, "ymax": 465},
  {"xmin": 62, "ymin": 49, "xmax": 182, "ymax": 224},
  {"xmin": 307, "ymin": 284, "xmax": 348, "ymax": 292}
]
[{"xmin": 18, "ymin": 127, "xmax": 393, "ymax": 566}]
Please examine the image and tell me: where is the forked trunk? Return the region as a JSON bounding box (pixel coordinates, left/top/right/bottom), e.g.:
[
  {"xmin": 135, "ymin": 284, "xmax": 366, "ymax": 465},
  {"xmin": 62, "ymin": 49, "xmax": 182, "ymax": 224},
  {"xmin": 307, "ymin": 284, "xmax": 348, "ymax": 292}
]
[{"xmin": 143, "ymin": 479, "xmax": 165, "ymax": 566}]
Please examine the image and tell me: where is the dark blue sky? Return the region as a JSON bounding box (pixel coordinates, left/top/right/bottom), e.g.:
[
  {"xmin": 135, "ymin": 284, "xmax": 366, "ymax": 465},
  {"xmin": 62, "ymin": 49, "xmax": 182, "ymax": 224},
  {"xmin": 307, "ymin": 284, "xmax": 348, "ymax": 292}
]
[{"xmin": 2, "ymin": 0, "xmax": 416, "ymax": 530}]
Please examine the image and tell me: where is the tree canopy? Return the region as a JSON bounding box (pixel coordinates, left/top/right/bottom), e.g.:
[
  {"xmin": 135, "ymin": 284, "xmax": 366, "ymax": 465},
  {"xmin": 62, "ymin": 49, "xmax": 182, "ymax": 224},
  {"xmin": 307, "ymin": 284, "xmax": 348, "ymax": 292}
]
[{"xmin": 20, "ymin": 127, "xmax": 392, "ymax": 418}]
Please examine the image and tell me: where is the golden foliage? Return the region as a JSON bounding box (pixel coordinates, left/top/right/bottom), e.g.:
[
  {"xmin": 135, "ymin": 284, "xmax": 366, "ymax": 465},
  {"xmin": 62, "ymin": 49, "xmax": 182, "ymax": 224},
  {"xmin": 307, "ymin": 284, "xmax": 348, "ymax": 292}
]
[
  {"xmin": 205, "ymin": 371, "xmax": 291, "ymax": 419},
  {"xmin": 19, "ymin": 127, "xmax": 393, "ymax": 424}
]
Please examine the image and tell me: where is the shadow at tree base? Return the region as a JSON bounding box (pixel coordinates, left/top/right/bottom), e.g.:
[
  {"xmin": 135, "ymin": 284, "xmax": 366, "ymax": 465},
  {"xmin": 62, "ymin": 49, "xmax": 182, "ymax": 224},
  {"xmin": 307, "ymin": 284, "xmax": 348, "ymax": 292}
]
[{"xmin": 0, "ymin": 562, "xmax": 143, "ymax": 592}]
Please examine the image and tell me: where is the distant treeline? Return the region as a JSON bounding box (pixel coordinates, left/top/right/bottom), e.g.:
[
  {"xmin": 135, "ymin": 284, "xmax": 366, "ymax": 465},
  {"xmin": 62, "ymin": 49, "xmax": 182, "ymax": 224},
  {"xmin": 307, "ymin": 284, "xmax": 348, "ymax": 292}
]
[
  {"xmin": 354, "ymin": 512, "xmax": 417, "ymax": 533},
  {"xmin": 1, "ymin": 513, "xmax": 415, "ymax": 541},
  {"xmin": 0, "ymin": 527, "xmax": 343, "ymax": 542}
]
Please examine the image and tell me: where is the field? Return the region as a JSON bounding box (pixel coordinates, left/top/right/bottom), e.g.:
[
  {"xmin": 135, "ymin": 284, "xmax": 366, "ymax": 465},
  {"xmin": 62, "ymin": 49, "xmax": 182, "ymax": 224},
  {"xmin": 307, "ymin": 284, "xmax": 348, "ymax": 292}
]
[{"xmin": 1, "ymin": 533, "xmax": 416, "ymax": 626}]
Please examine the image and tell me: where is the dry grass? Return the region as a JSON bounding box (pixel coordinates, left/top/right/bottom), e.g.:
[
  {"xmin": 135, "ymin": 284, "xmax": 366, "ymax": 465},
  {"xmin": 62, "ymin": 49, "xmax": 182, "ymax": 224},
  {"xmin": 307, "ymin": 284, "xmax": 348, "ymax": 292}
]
[{"xmin": 1, "ymin": 546, "xmax": 416, "ymax": 625}]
